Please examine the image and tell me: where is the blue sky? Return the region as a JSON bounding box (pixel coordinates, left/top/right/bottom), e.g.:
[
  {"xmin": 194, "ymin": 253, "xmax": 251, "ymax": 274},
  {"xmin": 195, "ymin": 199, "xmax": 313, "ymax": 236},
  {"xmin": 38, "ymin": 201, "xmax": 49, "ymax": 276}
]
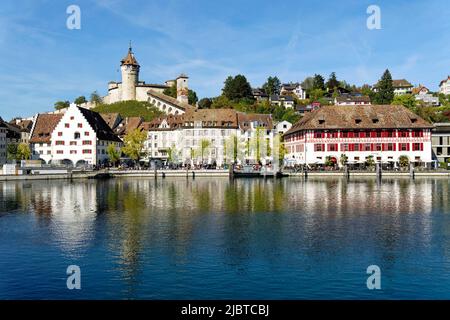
[{"xmin": 0, "ymin": 0, "xmax": 449, "ymax": 119}]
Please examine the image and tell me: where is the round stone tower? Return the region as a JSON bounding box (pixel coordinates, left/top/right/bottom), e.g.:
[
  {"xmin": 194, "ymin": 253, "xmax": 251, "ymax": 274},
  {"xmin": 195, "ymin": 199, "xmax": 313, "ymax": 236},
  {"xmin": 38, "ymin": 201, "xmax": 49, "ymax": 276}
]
[{"xmin": 120, "ymin": 45, "xmax": 140, "ymax": 101}]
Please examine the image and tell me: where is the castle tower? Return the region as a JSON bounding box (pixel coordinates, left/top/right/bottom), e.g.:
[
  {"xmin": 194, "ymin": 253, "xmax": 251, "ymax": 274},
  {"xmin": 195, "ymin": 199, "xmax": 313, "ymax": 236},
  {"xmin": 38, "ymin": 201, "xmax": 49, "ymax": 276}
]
[
  {"xmin": 120, "ymin": 44, "xmax": 140, "ymax": 101},
  {"xmin": 176, "ymin": 74, "xmax": 189, "ymax": 104}
]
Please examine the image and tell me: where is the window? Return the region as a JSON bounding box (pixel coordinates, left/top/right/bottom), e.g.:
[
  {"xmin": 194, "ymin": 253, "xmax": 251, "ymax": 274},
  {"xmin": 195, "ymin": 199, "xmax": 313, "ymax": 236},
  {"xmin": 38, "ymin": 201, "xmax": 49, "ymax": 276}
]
[
  {"xmin": 74, "ymin": 132, "xmax": 81, "ymax": 139},
  {"xmin": 58, "ymin": 132, "xmax": 63, "ymax": 136},
  {"xmin": 412, "ymin": 130, "xmax": 423, "ymax": 138},
  {"xmin": 77, "ymin": 123, "xmax": 83, "ymax": 128},
  {"xmin": 82, "ymin": 149, "xmax": 92, "ymax": 154},
  {"xmin": 65, "ymin": 123, "xmax": 70, "ymax": 128},
  {"xmin": 412, "ymin": 143, "xmax": 423, "ymax": 151},
  {"xmin": 314, "ymin": 131, "xmax": 323, "ymax": 139},
  {"xmin": 55, "ymin": 141, "xmax": 64, "ymax": 145},
  {"xmin": 328, "ymin": 144, "xmax": 338, "ymax": 152},
  {"xmin": 399, "ymin": 131, "xmax": 409, "ymax": 138},
  {"xmin": 70, "ymin": 141, "xmax": 77, "ymax": 146},
  {"xmin": 85, "ymin": 132, "xmax": 90, "ymax": 136},
  {"xmin": 70, "ymin": 150, "xmax": 77, "ymax": 154},
  {"xmin": 373, "ymin": 143, "xmax": 382, "ymax": 151},
  {"xmin": 341, "ymin": 143, "xmax": 350, "ymax": 151},
  {"xmin": 362, "ymin": 143, "xmax": 371, "ymax": 151},
  {"xmin": 70, "ymin": 116, "xmax": 74, "ymax": 120},
  {"xmin": 314, "ymin": 144, "xmax": 325, "ymax": 152},
  {"xmin": 57, "ymin": 150, "xmax": 63, "ymax": 154},
  {"xmin": 359, "ymin": 131, "xmax": 366, "ymax": 138},
  {"xmin": 83, "ymin": 140, "xmax": 92, "ymax": 145},
  {"xmin": 399, "ymin": 143, "xmax": 410, "ymax": 151}
]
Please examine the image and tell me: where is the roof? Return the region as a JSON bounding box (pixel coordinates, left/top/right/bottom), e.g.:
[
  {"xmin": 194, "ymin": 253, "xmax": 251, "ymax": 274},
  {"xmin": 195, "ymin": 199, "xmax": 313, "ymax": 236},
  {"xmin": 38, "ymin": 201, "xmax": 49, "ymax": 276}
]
[
  {"xmin": 29, "ymin": 114, "xmax": 63, "ymax": 144},
  {"xmin": 336, "ymin": 95, "xmax": 371, "ymax": 103},
  {"xmin": 0, "ymin": 117, "xmax": 8, "ymax": 129},
  {"xmin": 284, "ymin": 105, "xmax": 433, "ymax": 135},
  {"xmin": 237, "ymin": 112, "xmax": 273, "ymax": 131},
  {"xmin": 136, "ymin": 83, "xmax": 170, "ymax": 89},
  {"xmin": 270, "ymin": 95, "xmax": 295, "ymax": 102},
  {"xmin": 77, "ymin": 107, "xmax": 122, "ymax": 142},
  {"xmin": 9, "ymin": 119, "xmax": 33, "ymax": 132},
  {"xmin": 374, "ymin": 79, "xmax": 413, "ymax": 88},
  {"xmin": 440, "ymin": 76, "xmax": 450, "ymax": 86},
  {"xmin": 120, "ymin": 47, "xmax": 139, "ymax": 67},
  {"xmin": 100, "ymin": 113, "xmax": 122, "ymax": 130},
  {"xmin": 412, "ymin": 85, "xmax": 429, "ymax": 95},
  {"xmin": 147, "ymin": 89, "xmax": 194, "ymax": 112},
  {"xmin": 114, "ymin": 117, "xmax": 143, "ymax": 136}
]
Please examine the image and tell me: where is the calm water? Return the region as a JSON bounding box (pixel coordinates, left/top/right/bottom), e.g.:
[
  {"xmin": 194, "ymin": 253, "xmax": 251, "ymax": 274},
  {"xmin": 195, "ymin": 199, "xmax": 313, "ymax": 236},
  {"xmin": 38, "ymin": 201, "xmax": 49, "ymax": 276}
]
[{"xmin": 1, "ymin": 177, "xmax": 450, "ymax": 299}]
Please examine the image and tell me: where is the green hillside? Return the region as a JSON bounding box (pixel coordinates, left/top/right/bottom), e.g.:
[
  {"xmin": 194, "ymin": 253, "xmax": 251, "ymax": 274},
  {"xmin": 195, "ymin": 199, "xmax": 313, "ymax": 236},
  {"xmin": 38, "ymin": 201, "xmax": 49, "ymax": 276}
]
[{"xmin": 92, "ymin": 100, "xmax": 164, "ymax": 121}]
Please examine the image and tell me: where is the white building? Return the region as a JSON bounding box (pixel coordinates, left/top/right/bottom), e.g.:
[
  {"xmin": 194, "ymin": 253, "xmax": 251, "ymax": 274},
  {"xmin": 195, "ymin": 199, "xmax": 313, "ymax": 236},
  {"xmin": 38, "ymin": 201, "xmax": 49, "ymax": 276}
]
[
  {"xmin": 284, "ymin": 105, "xmax": 433, "ymax": 167},
  {"xmin": 413, "ymin": 85, "xmax": 439, "ymax": 106},
  {"xmin": 30, "ymin": 105, "xmax": 122, "ymax": 166},
  {"xmin": 270, "ymin": 95, "xmax": 295, "ymax": 108},
  {"xmin": 335, "ymin": 95, "xmax": 371, "ymax": 106},
  {"xmin": 0, "ymin": 118, "xmax": 7, "ymax": 166},
  {"xmin": 439, "ymin": 76, "xmax": 450, "ymax": 95},
  {"xmin": 374, "ymin": 79, "xmax": 413, "ymax": 96},
  {"xmin": 144, "ymin": 109, "xmax": 274, "ymax": 166},
  {"xmin": 275, "ymin": 121, "xmax": 292, "ymax": 136},
  {"xmin": 280, "ymin": 83, "xmax": 306, "ymax": 99},
  {"xmin": 29, "ymin": 113, "xmax": 64, "ymax": 164}
]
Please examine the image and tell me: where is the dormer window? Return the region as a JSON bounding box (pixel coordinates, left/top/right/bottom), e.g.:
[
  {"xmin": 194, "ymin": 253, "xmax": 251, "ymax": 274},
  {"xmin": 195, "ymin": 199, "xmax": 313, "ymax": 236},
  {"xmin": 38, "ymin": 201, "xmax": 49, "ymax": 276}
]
[
  {"xmin": 355, "ymin": 119, "xmax": 362, "ymax": 124},
  {"xmin": 411, "ymin": 118, "xmax": 417, "ymax": 123},
  {"xmin": 318, "ymin": 119, "xmax": 325, "ymax": 125},
  {"xmin": 372, "ymin": 118, "xmax": 379, "ymax": 124}
]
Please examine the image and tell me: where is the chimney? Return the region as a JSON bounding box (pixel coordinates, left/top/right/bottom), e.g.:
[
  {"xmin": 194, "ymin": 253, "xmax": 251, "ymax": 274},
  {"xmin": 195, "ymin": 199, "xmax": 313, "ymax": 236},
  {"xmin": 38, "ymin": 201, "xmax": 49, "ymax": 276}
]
[{"xmin": 176, "ymin": 74, "xmax": 189, "ymax": 104}]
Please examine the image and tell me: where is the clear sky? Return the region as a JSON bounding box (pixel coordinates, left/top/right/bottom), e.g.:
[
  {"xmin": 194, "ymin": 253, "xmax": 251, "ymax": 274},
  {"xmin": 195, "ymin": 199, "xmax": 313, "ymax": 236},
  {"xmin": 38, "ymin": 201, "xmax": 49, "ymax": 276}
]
[{"xmin": 0, "ymin": 0, "xmax": 449, "ymax": 120}]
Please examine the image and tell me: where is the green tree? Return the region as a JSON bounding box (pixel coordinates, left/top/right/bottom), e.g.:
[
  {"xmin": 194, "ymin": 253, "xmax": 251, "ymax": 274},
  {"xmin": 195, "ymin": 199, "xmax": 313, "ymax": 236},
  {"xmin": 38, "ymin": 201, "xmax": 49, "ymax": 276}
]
[
  {"xmin": 262, "ymin": 76, "xmax": 281, "ymax": 96},
  {"xmin": 90, "ymin": 91, "xmax": 102, "ymax": 104},
  {"xmin": 106, "ymin": 144, "xmax": 121, "ymax": 166},
  {"xmin": 392, "ymin": 94, "xmax": 417, "ymax": 111},
  {"xmin": 199, "ymin": 139, "xmax": 211, "ymax": 163},
  {"xmin": 17, "ymin": 143, "xmax": 31, "ymax": 160},
  {"xmin": 121, "ymin": 129, "xmax": 147, "ymax": 165},
  {"xmin": 310, "ymin": 88, "xmax": 325, "ymax": 101},
  {"xmin": 188, "ymin": 90, "xmax": 199, "ymax": 105},
  {"xmin": 222, "ymin": 75, "xmax": 253, "ymax": 101},
  {"xmin": 54, "ymin": 100, "xmax": 70, "ymax": 110},
  {"xmin": 198, "ymin": 98, "xmax": 212, "ymax": 109},
  {"xmin": 365, "ymin": 155, "xmax": 375, "ymax": 169},
  {"xmin": 374, "ymin": 69, "xmax": 394, "ymax": 104},
  {"xmin": 74, "ymin": 96, "xmax": 87, "ymax": 105},
  {"xmin": 339, "ymin": 154, "xmax": 348, "ymax": 167},
  {"xmin": 6, "ymin": 144, "xmax": 18, "ymax": 160},
  {"xmin": 326, "ymin": 72, "xmax": 339, "ymax": 92},
  {"xmin": 313, "ymin": 74, "xmax": 325, "ymax": 90}
]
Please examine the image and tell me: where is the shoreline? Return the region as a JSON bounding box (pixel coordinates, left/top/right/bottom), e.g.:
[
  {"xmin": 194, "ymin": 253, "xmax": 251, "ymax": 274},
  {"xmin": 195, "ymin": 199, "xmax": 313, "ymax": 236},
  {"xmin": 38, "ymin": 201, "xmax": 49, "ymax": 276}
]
[{"xmin": 1, "ymin": 169, "xmax": 450, "ymax": 181}]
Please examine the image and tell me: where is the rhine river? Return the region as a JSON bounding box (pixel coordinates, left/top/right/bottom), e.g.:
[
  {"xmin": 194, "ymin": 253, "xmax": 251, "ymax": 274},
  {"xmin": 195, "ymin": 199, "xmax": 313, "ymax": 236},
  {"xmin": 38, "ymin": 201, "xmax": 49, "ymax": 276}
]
[{"xmin": 1, "ymin": 177, "xmax": 450, "ymax": 299}]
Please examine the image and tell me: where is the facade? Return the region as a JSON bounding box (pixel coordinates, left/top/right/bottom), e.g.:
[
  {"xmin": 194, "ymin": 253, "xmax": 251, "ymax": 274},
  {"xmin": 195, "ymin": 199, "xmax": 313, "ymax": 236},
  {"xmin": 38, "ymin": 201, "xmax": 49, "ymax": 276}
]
[
  {"xmin": 144, "ymin": 109, "xmax": 274, "ymax": 166},
  {"xmin": 334, "ymin": 95, "xmax": 371, "ymax": 106},
  {"xmin": 280, "ymin": 83, "xmax": 306, "ymax": 99},
  {"xmin": 275, "ymin": 121, "xmax": 292, "ymax": 136},
  {"xmin": 270, "ymin": 95, "xmax": 295, "ymax": 108},
  {"xmin": 0, "ymin": 118, "xmax": 7, "ymax": 166},
  {"xmin": 29, "ymin": 114, "xmax": 64, "ymax": 164},
  {"xmin": 50, "ymin": 105, "xmax": 122, "ymax": 166},
  {"xmin": 8, "ymin": 118, "xmax": 33, "ymax": 144},
  {"xmin": 431, "ymin": 123, "xmax": 450, "ymax": 164},
  {"xmin": 414, "ymin": 86, "xmax": 440, "ymax": 106},
  {"xmin": 284, "ymin": 105, "xmax": 433, "ymax": 167},
  {"xmin": 252, "ymin": 88, "xmax": 269, "ymax": 101},
  {"xmin": 439, "ymin": 76, "xmax": 450, "ymax": 95},
  {"xmin": 374, "ymin": 79, "xmax": 413, "ymax": 96},
  {"xmin": 102, "ymin": 46, "xmax": 194, "ymax": 115}
]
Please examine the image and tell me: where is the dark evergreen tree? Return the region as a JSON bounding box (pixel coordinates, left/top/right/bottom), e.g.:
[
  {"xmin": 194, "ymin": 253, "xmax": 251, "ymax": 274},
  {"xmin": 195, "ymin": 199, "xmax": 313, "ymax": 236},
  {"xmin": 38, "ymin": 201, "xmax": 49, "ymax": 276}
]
[{"xmin": 374, "ymin": 69, "xmax": 394, "ymax": 104}]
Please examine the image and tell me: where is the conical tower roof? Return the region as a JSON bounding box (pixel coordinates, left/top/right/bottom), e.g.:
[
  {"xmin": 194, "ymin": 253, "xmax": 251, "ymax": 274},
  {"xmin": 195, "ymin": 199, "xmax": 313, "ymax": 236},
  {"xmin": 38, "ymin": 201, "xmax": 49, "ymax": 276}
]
[{"xmin": 121, "ymin": 44, "xmax": 139, "ymax": 67}]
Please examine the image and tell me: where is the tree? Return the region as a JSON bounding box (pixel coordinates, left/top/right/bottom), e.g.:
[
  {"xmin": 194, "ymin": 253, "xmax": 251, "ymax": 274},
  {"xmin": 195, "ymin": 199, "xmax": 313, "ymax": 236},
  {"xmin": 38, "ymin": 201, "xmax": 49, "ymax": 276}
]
[
  {"xmin": 74, "ymin": 96, "xmax": 87, "ymax": 105},
  {"xmin": 17, "ymin": 143, "xmax": 31, "ymax": 160},
  {"xmin": 262, "ymin": 76, "xmax": 281, "ymax": 96},
  {"xmin": 198, "ymin": 98, "xmax": 212, "ymax": 109},
  {"xmin": 90, "ymin": 91, "xmax": 102, "ymax": 104},
  {"xmin": 326, "ymin": 72, "xmax": 339, "ymax": 92},
  {"xmin": 392, "ymin": 94, "xmax": 417, "ymax": 111},
  {"xmin": 199, "ymin": 139, "xmax": 211, "ymax": 163},
  {"xmin": 365, "ymin": 155, "xmax": 375, "ymax": 169},
  {"xmin": 225, "ymin": 134, "xmax": 239, "ymax": 164},
  {"xmin": 374, "ymin": 69, "xmax": 394, "ymax": 104},
  {"xmin": 106, "ymin": 144, "xmax": 121, "ymax": 166},
  {"xmin": 222, "ymin": 75, "xmax": 253, "ymax": 101},
  {"xmin": 54, "ymin": 100, "xmax": 70, "ymax": 110},
  {"xmin": 399, "ymin": 155, "xmax": 409, "ymax": 169},
  {"xmin": 121, "ymin": 129, "xmax": 147, "ymax": 166},
  {"xmin": 301, "ymin": 77, "xmax": 315, "ymax": 91},
  {"xmin": 188, "ymin": 90, "xmax": 199, "ymax": 105},
  {"xmin": 313, "ymin": 74, "xmax": 325, "ymax": 91},
  {"xmin": 310, "ymin": 88, "xmax": 325, "ymax": 101},
  {"xmin": 6, "ymin": 144, "xmax": 18, "ymax": 160}
]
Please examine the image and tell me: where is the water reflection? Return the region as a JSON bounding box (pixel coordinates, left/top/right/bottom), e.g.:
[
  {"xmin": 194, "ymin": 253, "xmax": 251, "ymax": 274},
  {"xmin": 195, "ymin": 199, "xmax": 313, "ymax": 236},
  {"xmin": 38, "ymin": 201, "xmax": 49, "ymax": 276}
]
[{"xmin": 0, "ymin": 177, "xmax": 448, "ymax": 298}]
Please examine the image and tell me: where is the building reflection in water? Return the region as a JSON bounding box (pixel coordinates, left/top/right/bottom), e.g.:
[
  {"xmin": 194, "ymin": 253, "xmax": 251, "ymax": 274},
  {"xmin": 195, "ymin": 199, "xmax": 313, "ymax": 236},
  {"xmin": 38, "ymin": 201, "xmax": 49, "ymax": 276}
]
[{"xmin": 0, "ymin": 176, "xmax": 441, "ymax": 294}]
